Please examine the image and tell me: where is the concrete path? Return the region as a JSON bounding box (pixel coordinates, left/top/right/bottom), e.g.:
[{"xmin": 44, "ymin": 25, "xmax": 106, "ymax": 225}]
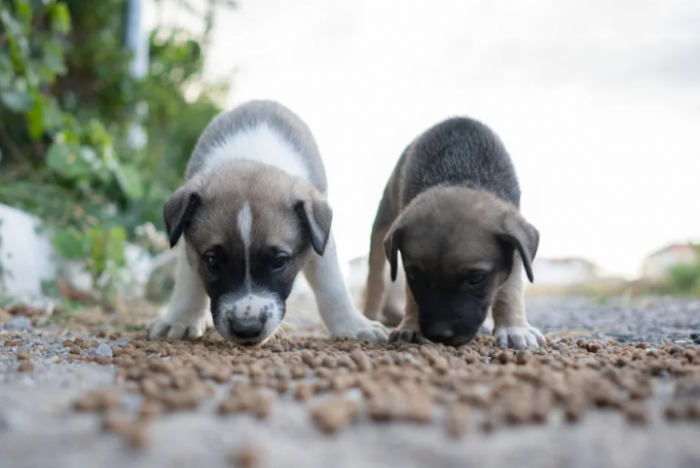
[{"xmin": 1, "ymin": 297, "xmax": 700, "ymax": 468}]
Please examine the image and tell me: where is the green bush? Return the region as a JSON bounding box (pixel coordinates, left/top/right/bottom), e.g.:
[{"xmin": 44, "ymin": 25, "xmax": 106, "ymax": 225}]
[
  {"xmin": 664, "ymin": 245, "xmax": 700, "ymax": 296},
  {"xmin": 0, "ymin": 0, "xmax": 234, "ymax": 305},
  {"xmin": 666, "ymin": 262, "xmax": 700, "ymax": 296}
]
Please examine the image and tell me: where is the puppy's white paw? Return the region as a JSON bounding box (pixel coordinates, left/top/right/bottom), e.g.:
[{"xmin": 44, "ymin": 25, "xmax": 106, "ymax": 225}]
[
  {"xmin": 495, "ymin": 324, "xmax": 545, "ymax": 349},
  {"xmin": 329, "ymin": 315, "xmax": 388, "ymax": 343},
  {"xmin": 148, "ymin": 312, "xmax": 213, "ymax": 341}
]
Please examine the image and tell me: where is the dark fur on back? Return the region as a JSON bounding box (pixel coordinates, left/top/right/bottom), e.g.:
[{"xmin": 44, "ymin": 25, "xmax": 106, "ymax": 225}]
[{"xmin": 393, "ymin": 117, "xmax": 521, "ymax": 210}]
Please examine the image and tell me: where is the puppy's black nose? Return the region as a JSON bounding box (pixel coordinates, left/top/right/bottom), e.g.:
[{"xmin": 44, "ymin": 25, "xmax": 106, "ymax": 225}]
[
  {"xmin": 425, "ymin": 324, "xmax": 454, "ymax": 342},
  {"xmin": 230, "ymin": 320, "xmax": 264, "ymax": 339}
]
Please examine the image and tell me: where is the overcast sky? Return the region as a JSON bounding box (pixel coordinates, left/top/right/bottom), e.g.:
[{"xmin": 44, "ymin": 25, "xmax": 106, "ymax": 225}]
[{"xmin": 148, "ymin": 0, "xmax": 700, "ymax": 277}]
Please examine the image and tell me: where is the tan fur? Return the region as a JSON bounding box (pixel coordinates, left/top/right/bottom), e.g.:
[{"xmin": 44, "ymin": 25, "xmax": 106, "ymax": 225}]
[{"xmin": 171, "ymin": 161, "xmax": 326, "ymax": 283}]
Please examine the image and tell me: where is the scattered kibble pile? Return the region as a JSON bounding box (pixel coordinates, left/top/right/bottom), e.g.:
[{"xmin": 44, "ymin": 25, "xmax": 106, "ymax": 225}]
[{"xmin": 6, "ymin": 332, "xmax": 700, "ymax": 459}]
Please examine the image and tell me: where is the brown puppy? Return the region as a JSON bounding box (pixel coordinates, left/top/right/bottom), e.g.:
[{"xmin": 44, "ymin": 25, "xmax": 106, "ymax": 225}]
[{"xmin": 363, "ymin": 117, "xmax": 545, "ymax": 348}]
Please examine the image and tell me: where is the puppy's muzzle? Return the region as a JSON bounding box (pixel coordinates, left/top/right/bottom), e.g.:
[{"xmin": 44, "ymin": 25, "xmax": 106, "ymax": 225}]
[
  {"xmin": 217, "ymin": 293, "xmax": 282, "ymax": 345},
  {"xmin": 422, "ymin": 320, "xmax": 480, "ymax": 347}
]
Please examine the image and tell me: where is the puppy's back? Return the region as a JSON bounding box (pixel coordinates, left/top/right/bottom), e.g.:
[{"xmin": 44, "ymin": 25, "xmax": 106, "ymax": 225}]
[
  {"xmin": 398, "ymin": 117, "xmax": 521, "ymax": 208},
  {"xmin": 186, "ymin": 100, "xmax": 327, "ymax": 194}
]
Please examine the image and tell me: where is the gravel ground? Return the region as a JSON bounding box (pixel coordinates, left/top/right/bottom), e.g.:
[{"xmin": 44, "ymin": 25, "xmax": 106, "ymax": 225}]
[{"xmin": 1, "ymin": 296, "xmax": 700, "ymax": 468}]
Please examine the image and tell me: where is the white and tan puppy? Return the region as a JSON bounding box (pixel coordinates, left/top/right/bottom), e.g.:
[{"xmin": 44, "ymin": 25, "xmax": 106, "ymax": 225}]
[
  {"xmin": 363, "ymin": 117, "xmax": 545, "ymax": 349},
  {"xmin": 148, "ymin": 100, "xmax": 387, "ymax": 346}
]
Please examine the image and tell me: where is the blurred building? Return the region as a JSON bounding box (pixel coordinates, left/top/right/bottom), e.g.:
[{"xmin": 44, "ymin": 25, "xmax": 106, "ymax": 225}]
[
  {"xmin": 641, "ymin": 243, "xmax": 698, "ymax": 280},
  {"xmin": 530, "ymin": 257, "xmax": 599, "ymax": 286}
]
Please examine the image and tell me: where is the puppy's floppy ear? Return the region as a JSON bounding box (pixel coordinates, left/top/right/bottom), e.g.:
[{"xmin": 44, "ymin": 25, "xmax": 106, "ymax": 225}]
[
  {"xmin": 163, "ymin": 187, "xmax": 201, "ymax": 248},
  {"xmin": 295, "ymin": 196, "xmax": 333, "ymax": 256},
  {"xmin": 497, "ymin": 211, "xmax": 539, "ymax": 283},
  {"xmin": 383, "ymin": 222, "xmax": 403, "ymax": 282}
]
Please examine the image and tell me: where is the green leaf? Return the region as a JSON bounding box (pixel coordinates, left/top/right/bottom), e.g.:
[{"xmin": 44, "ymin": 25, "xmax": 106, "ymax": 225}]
[
  {"xmin": 41, "ymin": 96, "xmax": 64, "ymax": 132},
  {"xmin": 0, "ymin": 54, "xmax": 13, "ymax": 88},
  {"xmin": 26, "ymin": 93, "xmax": 44, "ymax": 139},
  {"xmin": 106, "ymin": 227, "xmax": 127, "ymax": 268},
  {"xmin": 119, "ymin": 164, "xmax": 145, "ymax": 199},
  {"xmin": 0, "ymin": 89, "xmax": 33, "ymax": 112},
  {"xmin": 0, "ymin": 10, "xmax": 23, "ymax": 38},
  {"xmin": 86, "ymin": 226, "xmax": 125, "ymax": 277},
  {"xmin": 13, "ymin": 0, "xmax": 32, "ymax": 24},
  {"xmin": 46, "ymin": 141, "xmax": 93, "ymax": 180},
  {"xmin": 53, "ymin": 227, "xmax": 90, "ymax": 260},
  {"xmin": 49, "ymin": 2, "xmax": 71, "ymax": 34},
  {"xmin": 42, "ymin": 40, "xmax": 67, "ymax": 75}
]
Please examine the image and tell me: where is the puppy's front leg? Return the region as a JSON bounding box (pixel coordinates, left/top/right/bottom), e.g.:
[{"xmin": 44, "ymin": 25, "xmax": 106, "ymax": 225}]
[
  {"xmin": 148, "ymin": 241, "xmax": 213, "ymax": 340},
  {"xmin": 362, "ymin": 227, "xmax": 391, "ymax": 320},
  {"xmin": 388, "ymin": 287, "xmax": 424, "ymax": 344},
  {"xmin": 303, "ymin": 232, "xmax": 387, "ymax": 342},
  {"xmin": 492, "ymin": 256, "xmax": 545, "ymax": 348}
]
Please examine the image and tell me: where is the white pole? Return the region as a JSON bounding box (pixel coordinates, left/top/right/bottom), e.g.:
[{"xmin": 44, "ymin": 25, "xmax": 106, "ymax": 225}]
[{"xmin": 125, "ymin": 0, "xmax": 149, "ymax": 149}]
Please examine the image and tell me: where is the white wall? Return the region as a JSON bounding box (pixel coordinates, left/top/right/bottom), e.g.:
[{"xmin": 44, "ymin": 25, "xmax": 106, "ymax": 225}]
[
  {"xmin": 532, "ymin": 259, "xmax": 596, "ymax": 286},
  {"xmin": 0, "ymin": 204, "xmax": 57, "ymax": 306}
]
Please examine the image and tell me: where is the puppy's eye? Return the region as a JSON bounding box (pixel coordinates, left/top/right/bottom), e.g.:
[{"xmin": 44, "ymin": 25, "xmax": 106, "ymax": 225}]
[
  {"xmin": 205, "ymin": 254, "xmax": 220, "ymax": 270},
  {"xmin": 465, "ymin": 271, "xmax": 486, "ymax": 286},
  {"xmin": 271, "ymin": 255, "xmax": 289, "ymax": 272},
  {"xmin": 405, "ymin": 268, "xmax": 422, "ymax": 283}
]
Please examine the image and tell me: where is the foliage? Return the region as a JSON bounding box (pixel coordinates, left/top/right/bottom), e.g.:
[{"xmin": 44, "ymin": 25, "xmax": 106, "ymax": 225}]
[
  {"xmin": 663, "ymin": 245, "xmax": 700, "ymax": 296},
  {"xmin": 0, "ymin": 0, "xmax": 233, "ymax": 305}
]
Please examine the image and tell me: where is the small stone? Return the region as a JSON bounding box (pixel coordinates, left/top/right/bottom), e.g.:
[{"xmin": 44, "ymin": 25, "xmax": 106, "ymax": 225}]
[
  {"xmin": 4, "ymin": 316, "xmax": 31, "ymax": 330},
  {"xmin": 16, "ymin": 350, "xmax": 30, "ymax": 360},
  {"xmin": 95, "ymin": 343, "xmax": 113, "ymax": 358},
  {"xmin": 0, "ymin": 408, "xmax": 24, "ymax": 431},
  {"xmin": 18, "ymin": 362, "xmax": 34, "ymax": 373}
]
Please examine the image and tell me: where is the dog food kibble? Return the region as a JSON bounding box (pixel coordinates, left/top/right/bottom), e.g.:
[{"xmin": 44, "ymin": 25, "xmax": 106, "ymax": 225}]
[
  {"xmin": 294, "ymin": 382, "xmax": 313, "ymax": 401},
  {"xmin": 446, "ymin": 403, "xmax": 472, "ymax": 438},
  {"xmin": 102, "ymin": 412, "xmax": 132, "ymax": 433},
  {"xmin": 624, "ymin": 401, "xmax": 648, "ymax": 424},
  {"xmin": 62, "ymin": 331, "xmax": 700, "ymax": 440},
  {"xmin": 96, "ymin": 356, "xmax": 113, "ymax": 365},
  {"xmin": 516, "ymin": 350, "xmax": 531, "ymax": 365},
  {"xmin": 126, "ymin": 425, "xmax": 150, "ymax": 450},
  {"xmin": 311, "ymin": 399, "xmax": 358, "ymax": 434},
  {"xmin": 231, "ymin": 447, "xmax": 261, "ymax": 468},
  {"xmin": 139, "ymin": 401, "xmax": 163, "ymax": 420},
  {"xmin": 74, "ymin": 390, "xmax": 119, "ymax": 412}
]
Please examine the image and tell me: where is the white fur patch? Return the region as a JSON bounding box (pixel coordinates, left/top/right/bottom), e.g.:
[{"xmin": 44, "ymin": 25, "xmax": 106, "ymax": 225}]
[
  {"xmin": 203, "ymin": 123, "xmax": 310, "ymax": 181},
  {"xmin": 237, "ymin": 202, "xmax": 253, "ymax": 247},
  {"xmin": 237, "ymin": 202, "xmax": 253, "ymax": 288}
]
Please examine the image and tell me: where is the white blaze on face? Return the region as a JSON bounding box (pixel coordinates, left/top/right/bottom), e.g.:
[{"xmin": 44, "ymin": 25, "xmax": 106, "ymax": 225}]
[
  {"xmin": 237, "ymin": 201, "xmax": 253, "ymax": 288},
  {"xmin": 216, "ymin": 201, "xmax": 283, "ymax": 344}
]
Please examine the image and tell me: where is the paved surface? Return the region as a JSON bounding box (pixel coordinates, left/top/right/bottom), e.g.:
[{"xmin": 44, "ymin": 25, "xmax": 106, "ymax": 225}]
[{"xmin": 1, "ymin": 296, "xmax": 700, "ymax": 468}]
